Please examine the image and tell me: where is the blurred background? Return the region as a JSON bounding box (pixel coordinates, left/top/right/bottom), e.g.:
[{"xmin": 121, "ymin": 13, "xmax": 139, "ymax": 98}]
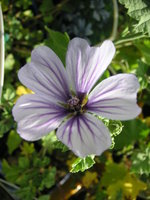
[{"xmin": 0, "ymin": 0, "xmax": 150, "ymax": 199}]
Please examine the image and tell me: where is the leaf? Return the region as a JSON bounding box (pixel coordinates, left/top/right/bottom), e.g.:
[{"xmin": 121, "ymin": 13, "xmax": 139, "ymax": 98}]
[
  {"xmin": 42, "ymin": 131, "xmax": 68, "ymax": 153},
  {"xmin": 0, "ymin": 117, "xmax": 13, "ymax": 138},
  {"xmin": 100, "ymin": 163, "xmax": 128, "ymax": 187},
  {"xmin": 18, "ymin": 157, "xmax": 30, "ymax": 169},
  {"xmin": 7, "ymin": 130, "xmax": 22, "ymax": 154},
  {"xmin": 131, "ymin": 147, "xmax": 150, "ymax": 175},
  {"xmin": 4, "ymin": 54, "xmax": 15, "ymax": 71},
  {"xmin": 98, "ymin": 117, "xmax": 123, "ymax": 149},
  {"xmin": 122, "ymin": 174, "xmax": 147, "ymax": 199},
  {"xmin": 40, "ymin": 0, "xmax": 53, "ymax": 23},
  {"xmin": 16, "ymin": 185, "xmax": 36, "ymax": 200},
  {"xmin": 54, "ymin": 141, "xmax": 69, "ymax": 152},
  {"xmin": 70, "ymin": 155, "xmax": 95, "ymax": 173},
  {"xmin": 44, "ymin": 28, "xmax": 70, "ymax": 65},
  {"xmin": 3, "ymin": 85, "xmax": 15, "ymax": 101},
  {"xmin": 38, "ymin": 195, "xmax": 50, "ymax": 200},
  {"xmin": 107, "ymin": 174, "xmax": 147, "ymax": 200},
  {"xmin": 82, "ymin": 171, "xmax": 98, "ymax": 188},
  {"xmin": 114, "ymin": 119, "xmax": 150, "ymax": 150},
  {"xmin": 101, "ymin": 162, "xmax": 147, "ymax": 200},
  {"xmin": 39, "ymin": 167, "xmax": 56, "ymax": 190},
  {"xmin": 119, "ymin": 0, "xmax": 150, "ymax": 35},
  {"xmin": 2, "ymin": 159, "xmax": 22, "ymax": 183},
  {"xmin": 20, "ymin": 142, "xmax": 35, "ymax": 156},
  {"xmin": 136, "ymin": 60, "xmax": 150, "ymax": 90}
]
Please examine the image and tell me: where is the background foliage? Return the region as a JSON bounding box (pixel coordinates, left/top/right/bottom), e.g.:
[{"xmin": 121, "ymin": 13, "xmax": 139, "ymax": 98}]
[{"xmin": 0, "ymin": 0, "xmax": 150, "ymax": 199}]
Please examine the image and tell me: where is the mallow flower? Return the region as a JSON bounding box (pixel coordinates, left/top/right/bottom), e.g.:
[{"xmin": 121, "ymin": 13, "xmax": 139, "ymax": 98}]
[{"xmin": 12, "ymin": 38, "xmax": 141, "ymax": 158}]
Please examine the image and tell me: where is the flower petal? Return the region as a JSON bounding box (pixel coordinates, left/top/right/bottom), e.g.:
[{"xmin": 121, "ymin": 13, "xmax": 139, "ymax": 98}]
[
  {"xmin": 12, "ymin": 94, "xmax": 66, "ymax": 141},
  {"xmin": 18, "ymin": 46, "xmax": 70, "ymax": 103},
  {"xmin": 87, "ymin": 74, "xmax": 141, "ymax": 120},
  {"xmin": 66, "ymin": 38, "xmax": 115, "ymax": 95},
  {"xmin": 56, "ymin": 113, "xmax": 111, "ymax": 158}
]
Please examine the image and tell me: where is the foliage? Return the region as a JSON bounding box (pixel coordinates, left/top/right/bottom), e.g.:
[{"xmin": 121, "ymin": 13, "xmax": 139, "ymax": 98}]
[
  {"xmin": 131, "ymin": 146, "xmax": 150, "ymax": 176},
  {"xmin": 114, "ymin": 119, "xmax": 149, "ymax": 150},
  {"xmin": 119, "ymin": 0, "xmax": 150, "ymax": 35},
  {"xmin": 2, "ymin": 142, "xmax": 56, "ymax": 200},
  {"xmin": 0, "ymin": 0, "xmax": 150, "ymax": 199},
  {"xmin": 82, "ymin": 171, "xmax": 98, "ymax": 188},
  {"xmin": 44, "ymin": 28, "xmax": 70, "ymax": 65},
  {"xmin": 100, "ymin": 162, "xmax": 147, "ymax": 200},
  {"xmin": 70, "ymin": 155, "xmax": 95, "ymax": 173}
]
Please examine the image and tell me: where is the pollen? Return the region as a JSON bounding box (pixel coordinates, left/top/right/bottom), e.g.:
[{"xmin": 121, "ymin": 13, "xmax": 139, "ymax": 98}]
[{"xmin": 67, "ymin": 96, "xmax": 81, "ymax": 112}]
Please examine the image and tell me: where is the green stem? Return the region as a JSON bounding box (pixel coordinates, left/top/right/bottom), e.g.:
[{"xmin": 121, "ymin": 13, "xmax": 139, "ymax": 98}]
[
  {"xmin": 109, "ymin": 0, "xmax": 118, "ymax": 41},
  {"xmin": 96, "ymin": 0, "xmax": 118, "ymax": 46},
  {"xmin": 115, "ymin": 34, "xmax": 149, "ymax": 47}
]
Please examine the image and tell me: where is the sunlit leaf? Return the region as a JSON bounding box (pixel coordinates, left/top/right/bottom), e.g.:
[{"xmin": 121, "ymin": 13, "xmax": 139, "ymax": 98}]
[
  {"xmin": 70, "ymin": 155, "xmax": 95, "ymax": 173},
  {"xmin": 82, "ymin": 171, "xmax": 98, "ymax": 188},
  {"xmin": 131, "ymin": 147, "xmax": 150, "ymax": 175},
  {"xmin": 119, "ymin": 0, "xmax": 150, "ymax": 35},
  {"xmin": 101, "ymin": 162, "xmax": 147, "ymax": 200}
]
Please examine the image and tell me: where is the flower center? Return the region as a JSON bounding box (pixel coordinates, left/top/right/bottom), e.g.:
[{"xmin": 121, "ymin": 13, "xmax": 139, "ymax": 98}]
[{"xmin": 67, "ymin": 96, "xmax": 81, "ymax": 112}]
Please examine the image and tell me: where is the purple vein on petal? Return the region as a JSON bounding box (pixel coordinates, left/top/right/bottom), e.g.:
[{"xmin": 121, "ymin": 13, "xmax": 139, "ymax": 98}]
[
  {"xmin": 87, "ymin": 107, "xmax": 125, "ymax": 115},
  {"xmin": 89, "ymin": 85, "xmax": 120, "ymax": 103},
  {"xmin": 35, "ymin": 66, "xmax": 68, "ymax": 99},
  {"xmin": 83, "ymin": 115, "xmax": 109, "ymax": 142},
  {"xmin": 80, "ymin": 116, "xmax": 96, "ymax": 140},
  {"xmin": 76, "ymin": 117, "xmax": 84, "ymax": 143},
  {"xmin": 80, "ymin": 51, "xmax": 90, "ymax": 91},
  {"xmin": 23, "ymin": 113, "xmax": 65, "ymax": 129},
  {"xmin": 67, "ymin": 117, "xmax": 75, "ymax": 146},
  {"xmin": 75, "ymin": 50, "xmax": 81, "ymax": 93},
  {"xmin": 39, "ymin": 56, "xmax": 69, "ymax": 95},
  {"xmin": 87, "ymin": 97, "xmax": 122, "ymax": 106},
  {"xmin": 32, "ymin": 71, "xmax": 65, "ymax": 101},
  {"xmin": 84, "ymin": 55, "xmax": 100, "ymax": 92}
]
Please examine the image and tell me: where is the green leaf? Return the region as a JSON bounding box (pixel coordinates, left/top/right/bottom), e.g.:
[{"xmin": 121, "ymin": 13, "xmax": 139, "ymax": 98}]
[
  {"xmin": 70, "ymin": 155, "xmax": 95, "ymax": 173},
  {"xmin": 44, "ymin": 28, "xmax": 70, "ymax": 65},
  {"xmin": 3, "ymin": 85, "xmax": 15, "ymax": 101},
  {"xmin": 39, "ymin": 167, "xmax": 56, "ymax": 190},
  {"xmin": 54, "ymin": 141, "xmax": 69, "ymax": 152},
  {"xmin": 16, "ymin": 185, "xmax": 36, "ymax": 200},
  {"xmin": 4, "ymin": 54, "xmax": 15, "ymax": 70},
  {"xmin": 131, "ymin": 147, "xmax": 150, "ymax": 175},
  {"xmin": 136, "ymin": 60, "xmax": 150, "ymax": 90},
  {"xmin": 38, "ymin": 195, "xmax": 50, "ymax": 200},
  {"xmin": 98, "ymin": 117, "xmax": 123, "ymax": 149},
  {"xmin": 101, "ymin": 163, "xmax": 127, "ymax": 187},
  {"xmin": 119, "ymin": 0, "xmax": 150, "ymax": 35},
  {"xmin": 134, "ymin": 39, "xmax": 150, "ymax": 66},
  {"xmin": 20, "ymin": 142, "xmax": 35, "ymax": 156},
  {"xmin": 40, "ymin": 0, "xmax": 53, "ymax": 23},
  {"xmin": 114, "ymin": 119, "xmax": 149, "ymax": 150},
  {"xmin": 42, "ymin": 131, "xmax": 68, "ymax": 153},
  {"xmin": 2, "ymin": 159, "xmax": 22, "ymax": 183},
  {"xmin": 0, "ymin": 117, "xmax": 13, "ymax": 138},
  {"xmin": 7, "ymin": 130, "xmax": 22, "ymax": 154},
  {"xmin": 18, "ymin": 157, "xmax": 30, "ymax": 169}
]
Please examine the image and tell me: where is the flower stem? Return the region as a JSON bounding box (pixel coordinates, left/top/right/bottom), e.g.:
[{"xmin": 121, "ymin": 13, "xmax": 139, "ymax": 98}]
[
  {"xmin": 115, "ymin": 33, "xmax": 149, "ymax": 47},
  {"xmin": 109, "ymin": 0, "xmax": 118, "ymax": 41}
]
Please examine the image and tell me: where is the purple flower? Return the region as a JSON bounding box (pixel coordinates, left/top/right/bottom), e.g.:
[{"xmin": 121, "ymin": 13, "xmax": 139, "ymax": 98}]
[{"xmin": 12, "ymin": 38, "xmax": 141, "ymax": 158}]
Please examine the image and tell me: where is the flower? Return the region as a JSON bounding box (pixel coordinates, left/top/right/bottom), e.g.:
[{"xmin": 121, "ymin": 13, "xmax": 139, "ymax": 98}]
[{"xmin": 12, "ymin": 38, "xmax": 141, "ymax": 158}]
